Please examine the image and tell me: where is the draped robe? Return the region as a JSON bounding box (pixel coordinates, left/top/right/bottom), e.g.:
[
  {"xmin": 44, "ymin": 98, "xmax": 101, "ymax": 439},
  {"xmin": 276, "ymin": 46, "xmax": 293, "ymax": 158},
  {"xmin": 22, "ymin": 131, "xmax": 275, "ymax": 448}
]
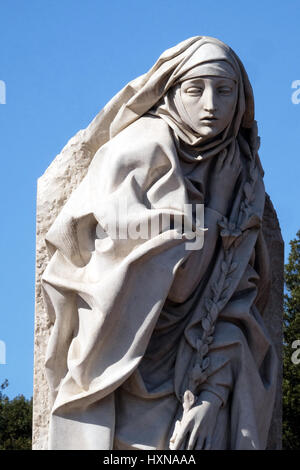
[{"xmin": 42, "ymin": 113, "xmax": 278, "ymax": 450}]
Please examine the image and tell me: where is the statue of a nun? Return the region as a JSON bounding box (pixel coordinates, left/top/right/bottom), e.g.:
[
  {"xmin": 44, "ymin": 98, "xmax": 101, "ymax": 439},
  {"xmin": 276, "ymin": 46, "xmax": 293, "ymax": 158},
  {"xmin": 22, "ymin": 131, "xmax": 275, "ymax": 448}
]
[{"xmin": 42, "ymin": 36, "xmax": 278, "ymax": 450}]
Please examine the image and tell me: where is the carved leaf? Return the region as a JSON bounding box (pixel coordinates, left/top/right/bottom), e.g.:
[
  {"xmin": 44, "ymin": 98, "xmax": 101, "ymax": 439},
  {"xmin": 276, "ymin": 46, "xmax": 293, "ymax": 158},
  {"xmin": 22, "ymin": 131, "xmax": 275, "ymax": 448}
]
[
  {"xmin": 228, "ymin": 262, "xmax": 238, "ymax": 274},
  {"xmin": 205, "ymin": 298, "xmax": 213, "ymax": 312},
  {"xmin": 209, "ymin": 325, "xmax": 215, "ymax": 335},
  {"xmin": 210, "ymin": 302, "xmax": 218, "ymax": 320},
  {"xmin": 221, "ymin": 261, "xmax": 228, "ymax": 273},
  {"xmin": 224, "ymin": 278, "xmax": 232, "ymax": 289},
  {"xmin": 220, "ymin": 229, "xmax": 230, "ymax": 238},
  {"xmin": 202, "ymin": 317, "xmax": 211, "ymax": 332},
  {"xmin": 240, "ymin": 213, "xmax": 261, "ymax": 232},
  {"xmin": 222, "ymin": 236, "xmax": 236, "ymax": 251},
  {"xmin": 233, "ymin": 233, "xmax": 245, "ymax": 249},
  {"xmin": 196, "ymin": 338, "xmax": 203, "ymax": 352},
  {"xmin": 218, "ymin": 218, "xmax": 228, "ymax": 230},
  {"xmin": 211, "ymin": 281, "xmax": 219, "ymax": 298},
  {"xmin": 202, "ymin": 357, "xmax": 210, "ymax": 370},
  {"xmin": 221, "ymin": 287, "xmax": 230, "ymax": 298}
]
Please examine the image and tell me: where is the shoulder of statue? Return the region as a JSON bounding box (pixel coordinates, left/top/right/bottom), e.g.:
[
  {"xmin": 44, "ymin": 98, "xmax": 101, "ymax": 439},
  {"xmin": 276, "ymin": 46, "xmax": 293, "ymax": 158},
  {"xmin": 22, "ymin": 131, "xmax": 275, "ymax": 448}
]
[{"xmin": 104, "ymin": 114, "xmax": 177, "ymax": 161}]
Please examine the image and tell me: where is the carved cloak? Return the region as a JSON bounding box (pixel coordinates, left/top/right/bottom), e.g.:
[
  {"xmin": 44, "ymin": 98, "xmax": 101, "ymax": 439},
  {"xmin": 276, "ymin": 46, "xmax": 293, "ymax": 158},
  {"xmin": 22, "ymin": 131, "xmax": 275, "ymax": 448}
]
[{"xmin": 41, "ymin": 36, "xmax": 278, "ymax": 450}]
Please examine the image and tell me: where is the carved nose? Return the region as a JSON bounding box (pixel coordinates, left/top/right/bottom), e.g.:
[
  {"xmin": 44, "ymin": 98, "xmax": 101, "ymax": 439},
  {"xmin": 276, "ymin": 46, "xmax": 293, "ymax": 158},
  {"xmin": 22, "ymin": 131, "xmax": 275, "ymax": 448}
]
[
  {"xmin": 204, "ymin": 101, "xmax": 217, "ymax": 112},
  {"xmin": 204, "ymin": 106, "xmax": 217, "ymax": 113},
  {"xmin": 203, "ymin": 89, "xmax": 218, "ymax": 112}
]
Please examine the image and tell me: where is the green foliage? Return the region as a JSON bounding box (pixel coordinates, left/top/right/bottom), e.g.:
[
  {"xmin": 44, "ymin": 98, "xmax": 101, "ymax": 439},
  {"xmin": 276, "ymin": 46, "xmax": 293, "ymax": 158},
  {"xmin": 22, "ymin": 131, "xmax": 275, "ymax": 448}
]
[
  {"xmin": 0, "ymin": 380, "xmax": 32, "ymax": 450},
  {"xmin": 283, "ymin": 230, "xmax": 300, "ymax": 449}
]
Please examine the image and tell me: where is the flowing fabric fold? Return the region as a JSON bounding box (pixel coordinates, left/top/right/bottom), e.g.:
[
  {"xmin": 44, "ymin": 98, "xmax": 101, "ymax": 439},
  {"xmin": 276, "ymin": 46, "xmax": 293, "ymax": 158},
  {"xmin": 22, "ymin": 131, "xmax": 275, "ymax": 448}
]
[{"xmin": 41, "ymin": 36, "xmax": 278, "ymax": 450}]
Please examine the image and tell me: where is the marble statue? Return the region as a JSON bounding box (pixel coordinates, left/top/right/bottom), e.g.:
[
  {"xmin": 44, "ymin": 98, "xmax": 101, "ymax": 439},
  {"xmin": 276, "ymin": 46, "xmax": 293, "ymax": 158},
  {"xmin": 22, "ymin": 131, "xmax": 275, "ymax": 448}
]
[{"xmin": 39, "ymin": 36, "xmax": 278, "ymax": 450}]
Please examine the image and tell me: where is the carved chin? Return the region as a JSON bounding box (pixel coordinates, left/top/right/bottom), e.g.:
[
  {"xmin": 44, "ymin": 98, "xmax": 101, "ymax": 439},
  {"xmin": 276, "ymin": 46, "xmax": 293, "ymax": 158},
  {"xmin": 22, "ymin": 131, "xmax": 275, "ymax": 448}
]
[{"xmin": 197, "ymin": 126, "xmax": 219, "ymax": 138}]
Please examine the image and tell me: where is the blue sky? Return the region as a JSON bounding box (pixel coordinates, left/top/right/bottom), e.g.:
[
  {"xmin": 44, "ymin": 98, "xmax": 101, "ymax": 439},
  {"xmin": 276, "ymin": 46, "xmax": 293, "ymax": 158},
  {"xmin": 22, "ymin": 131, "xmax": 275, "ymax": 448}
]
[{"xmin": 0, "ymin": 0, "xmax": 299, "ymax": 399}]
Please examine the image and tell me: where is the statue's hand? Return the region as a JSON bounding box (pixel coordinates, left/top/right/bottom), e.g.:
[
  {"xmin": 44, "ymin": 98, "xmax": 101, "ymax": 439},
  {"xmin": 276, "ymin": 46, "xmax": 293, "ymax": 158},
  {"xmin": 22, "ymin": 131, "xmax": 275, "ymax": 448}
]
[
  {"xmin": 170, "ymin": 391, "xmax": 221, "ymax": 450},
  {"xmin": 208, "ymin": 140, "xmax": 242, "ymax": 215}
]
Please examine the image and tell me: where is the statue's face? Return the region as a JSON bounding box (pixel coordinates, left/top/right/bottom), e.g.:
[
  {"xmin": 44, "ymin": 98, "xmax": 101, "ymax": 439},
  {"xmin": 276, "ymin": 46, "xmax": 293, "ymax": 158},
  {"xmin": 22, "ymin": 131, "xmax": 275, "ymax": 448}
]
[{"xmin": 180, "ymin": 76, "xmax": 237, "ymax": 141}]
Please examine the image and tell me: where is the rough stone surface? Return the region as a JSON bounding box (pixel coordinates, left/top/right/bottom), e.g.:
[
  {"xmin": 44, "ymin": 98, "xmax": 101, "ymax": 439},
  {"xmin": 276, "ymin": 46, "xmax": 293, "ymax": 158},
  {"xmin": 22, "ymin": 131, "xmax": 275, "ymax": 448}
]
[
  {"xmin": 33, "ymin": 134, "xmax": 283, "ymax": 450},
  {"xmin": 263, "ymin": 194, "xmax": 284, "ymax": 450},
  {"xmin": 32, "ymin": 129, "xmax": 95, "ymax": 450}
]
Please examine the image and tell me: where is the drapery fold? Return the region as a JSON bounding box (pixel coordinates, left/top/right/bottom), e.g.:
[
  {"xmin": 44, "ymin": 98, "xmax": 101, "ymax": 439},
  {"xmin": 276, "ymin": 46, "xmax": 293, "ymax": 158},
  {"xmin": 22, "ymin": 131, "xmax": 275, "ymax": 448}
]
[{"xmin": 42, "ymin": 36, "xmax": 278, "ymax": 450}]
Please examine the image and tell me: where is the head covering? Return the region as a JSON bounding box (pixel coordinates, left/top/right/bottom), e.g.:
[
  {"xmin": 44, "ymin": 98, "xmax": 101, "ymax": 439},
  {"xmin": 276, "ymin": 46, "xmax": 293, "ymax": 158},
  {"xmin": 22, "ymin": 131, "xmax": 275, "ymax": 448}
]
[
  {"xmin": 178, "ymin": 59, "xmax": 237, "ymax": 82},
  {"xmin": 83, "ymin": 36, "xmax": 255, "ymax": 158},
  {"xmin": 148, "ymin": 41, "xmax": 245, "ymax": 149}
]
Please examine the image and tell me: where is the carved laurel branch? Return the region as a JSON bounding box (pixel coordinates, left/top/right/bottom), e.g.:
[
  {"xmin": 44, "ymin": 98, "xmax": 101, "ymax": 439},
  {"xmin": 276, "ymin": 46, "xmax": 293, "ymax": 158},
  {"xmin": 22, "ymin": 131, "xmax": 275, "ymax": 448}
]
[
  {"xmin": 171, "ymin": 132, "xmax": 262, "ymax": 448},
  {"xmin": 170, "ymin": 130, "xmax": 263, "ymax": 452},
  {"xmin": 185, "ymin": 133, "xmax": 261, "ymax": 402},
  {"xmin": 187, "ymin": 248, "xmax": 237, "ymax": 392}
]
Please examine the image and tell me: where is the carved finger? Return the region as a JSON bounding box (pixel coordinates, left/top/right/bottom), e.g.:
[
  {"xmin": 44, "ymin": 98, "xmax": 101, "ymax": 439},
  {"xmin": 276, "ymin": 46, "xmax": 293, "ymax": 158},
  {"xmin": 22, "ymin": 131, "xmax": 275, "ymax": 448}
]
[
  {"xmin": 187, "ymin": 427, "xmax": 198, "ymax": 450},
  {"xmin": 195, "ymin": 435, "xmax": 204, "ymax": 450},
  {"xmin": 172, "ymin": 423, "xmax": 190, "ymax": 450},
  {"xmin": 169, "ymin": 420, "xmax": 181, "ymax": 450},
  {"xmin": 179, "ymin": 435, "xmax": 188, "ymax": 450}
]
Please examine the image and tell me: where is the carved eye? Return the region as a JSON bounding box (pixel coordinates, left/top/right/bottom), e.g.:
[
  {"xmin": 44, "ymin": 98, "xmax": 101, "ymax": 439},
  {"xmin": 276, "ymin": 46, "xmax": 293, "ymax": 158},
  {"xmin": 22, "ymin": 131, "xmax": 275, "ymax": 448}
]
[
  {"xmin": 185, "ymin": 87, "xmax": 203, "ymax": 95},
  {"xmin": 218, "ymin": 87, "xmax": 232, "ymax": 95}
]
